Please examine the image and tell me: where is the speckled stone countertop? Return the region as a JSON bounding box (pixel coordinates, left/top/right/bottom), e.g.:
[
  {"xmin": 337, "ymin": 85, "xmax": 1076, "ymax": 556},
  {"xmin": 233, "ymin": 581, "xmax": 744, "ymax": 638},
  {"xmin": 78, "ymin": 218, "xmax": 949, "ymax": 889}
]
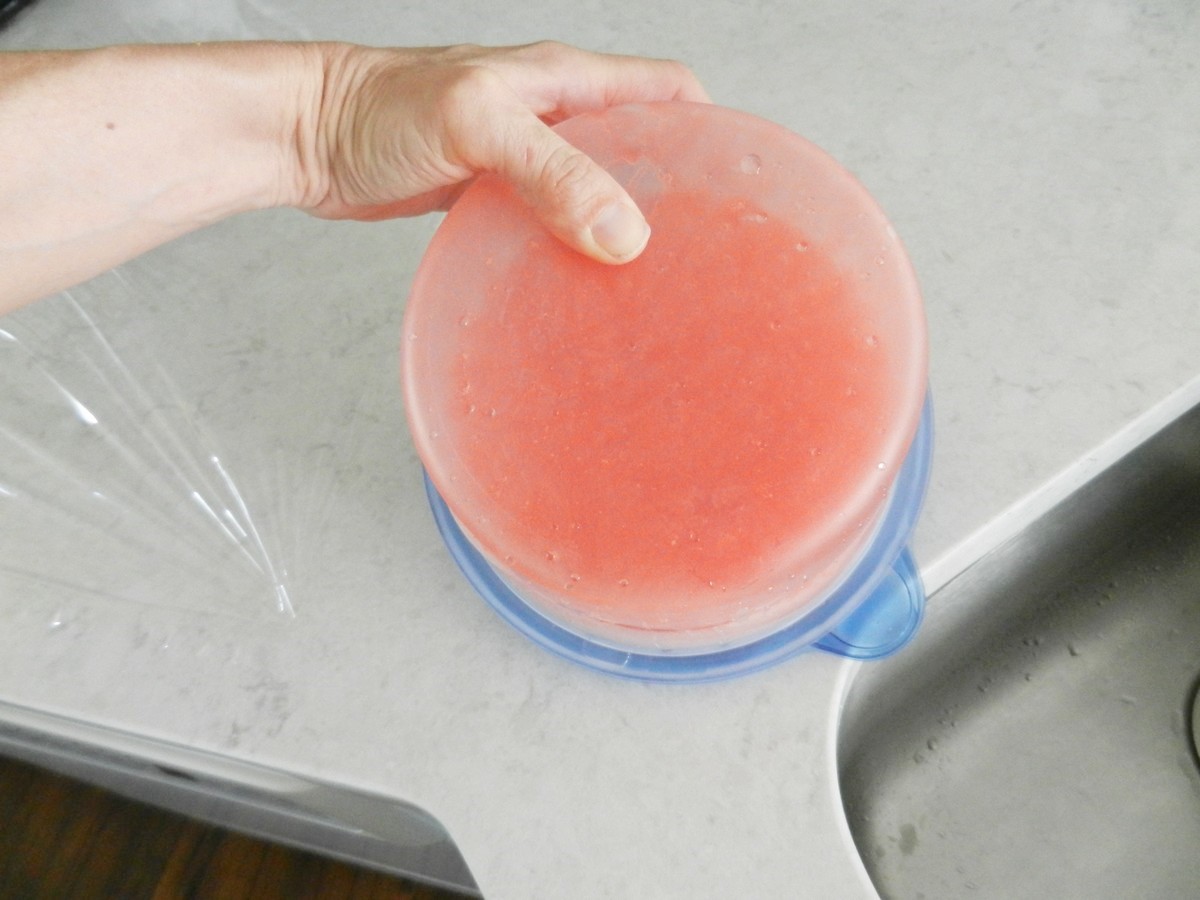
[{"xmin": 2, "ymin": 2, "xmax": 1198, "ymax": 897}]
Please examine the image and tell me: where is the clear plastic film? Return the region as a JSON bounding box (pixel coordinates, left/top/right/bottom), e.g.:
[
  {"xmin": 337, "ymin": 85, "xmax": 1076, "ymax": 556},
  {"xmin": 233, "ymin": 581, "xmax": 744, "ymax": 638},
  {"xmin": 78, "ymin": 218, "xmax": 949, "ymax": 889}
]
[
  {"xmin": 0, "ymin": 208, "xmax": 427, "ymax": 628},
  {"xmin": 1, "ymin": 282, "xmax": 294, "ymax": 619}
]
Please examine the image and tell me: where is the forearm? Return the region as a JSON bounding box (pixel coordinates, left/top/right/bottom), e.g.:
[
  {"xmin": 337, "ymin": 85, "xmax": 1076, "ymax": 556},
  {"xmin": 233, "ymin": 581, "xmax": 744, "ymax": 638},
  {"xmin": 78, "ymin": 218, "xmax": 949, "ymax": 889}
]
[{"xmin": 0, "ymin": 42, "xmax": 321, "ymax": 313}]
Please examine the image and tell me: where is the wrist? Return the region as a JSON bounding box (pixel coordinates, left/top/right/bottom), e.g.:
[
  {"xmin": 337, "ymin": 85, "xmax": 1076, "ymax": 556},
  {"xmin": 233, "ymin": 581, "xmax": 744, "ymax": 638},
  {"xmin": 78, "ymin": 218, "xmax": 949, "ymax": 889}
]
[
  {"xmin": 281, "ymin": 41, "xmax": 379, "ymax": 214},
  {"xmin": 163, "ymin": 40, "xmax": 326, "ymax": 221},
  {"xmin": 273, "ymin": 41, "xmax": 340, "ymax": 212}
]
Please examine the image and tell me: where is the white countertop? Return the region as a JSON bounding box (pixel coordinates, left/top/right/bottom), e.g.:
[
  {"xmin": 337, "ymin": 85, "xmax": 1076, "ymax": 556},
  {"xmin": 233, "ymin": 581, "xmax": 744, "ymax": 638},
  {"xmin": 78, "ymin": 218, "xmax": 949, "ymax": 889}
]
[{"xmin": 3, "ymin": 2, "xmax": 1199, "ymax": 897}]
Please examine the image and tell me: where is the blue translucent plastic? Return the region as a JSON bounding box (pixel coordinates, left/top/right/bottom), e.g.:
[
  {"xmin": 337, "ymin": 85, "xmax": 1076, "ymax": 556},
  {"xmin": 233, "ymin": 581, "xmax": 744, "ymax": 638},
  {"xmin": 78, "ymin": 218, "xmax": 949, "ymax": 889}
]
[{"xmin": 425, "ymin": 396, "xmax": 933, "ymax": 683}]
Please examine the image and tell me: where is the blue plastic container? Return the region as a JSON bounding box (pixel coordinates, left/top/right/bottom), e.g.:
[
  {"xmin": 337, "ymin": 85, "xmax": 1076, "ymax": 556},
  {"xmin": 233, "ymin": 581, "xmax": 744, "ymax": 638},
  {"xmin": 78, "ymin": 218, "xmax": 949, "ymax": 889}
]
[{"xmin": 423, "ymin": 396, "xmax": 932, "ymax": 683}]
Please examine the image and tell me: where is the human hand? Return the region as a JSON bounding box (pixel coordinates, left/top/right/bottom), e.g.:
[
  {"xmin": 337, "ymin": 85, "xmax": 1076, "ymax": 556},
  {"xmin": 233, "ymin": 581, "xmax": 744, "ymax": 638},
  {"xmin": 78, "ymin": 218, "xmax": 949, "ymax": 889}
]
[
  {"xmin": 0, "ymin": 40, "xmax": 705, "ymax": 313},
  {"xmin": 293, "ymin": 41, "xmax": 709, "ymax": 264}
]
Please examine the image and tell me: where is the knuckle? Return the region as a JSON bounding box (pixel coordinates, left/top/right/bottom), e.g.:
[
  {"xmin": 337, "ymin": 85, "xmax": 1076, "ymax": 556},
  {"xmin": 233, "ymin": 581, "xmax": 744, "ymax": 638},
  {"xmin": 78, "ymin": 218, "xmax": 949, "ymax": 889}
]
[
  {"xmin": 656, "ymin": 57, "xmax": 700, "ymax": 96},
  {"xmin": 450, "ymin": 63, "xmax": 505, "ymax": 97},
  {"xmin": 667, "ymin": 58, "xmax": 694, "ymax": 80},
  {"xmin": 541, "ymin": 145, "xmax": 603, "ymax": 208},
  {"xmin": 435, "ymin": 64, "xmax": 503, "ymax": 118},
  {"xmin": 522, "ymin": 39, "xmax": 573, "ymax": 63},
  {"xmin": 678, "ymin": 60, "xmax": 704, "ymax": 86},
  {"xmin": 427, "ymin": 43, "xmax": 486, "ymax": 66}
]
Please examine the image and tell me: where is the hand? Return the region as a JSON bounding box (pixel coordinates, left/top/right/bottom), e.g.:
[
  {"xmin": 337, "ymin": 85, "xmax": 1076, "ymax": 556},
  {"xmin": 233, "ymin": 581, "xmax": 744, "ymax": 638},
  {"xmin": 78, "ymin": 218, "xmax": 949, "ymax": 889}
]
[
  {"xmin": 0, "ymin": 41, "xmax": 707, "ymax": 313},
  {"xmin": 296, "ymin": 42, "xmax": 709, "ymax": 263}
]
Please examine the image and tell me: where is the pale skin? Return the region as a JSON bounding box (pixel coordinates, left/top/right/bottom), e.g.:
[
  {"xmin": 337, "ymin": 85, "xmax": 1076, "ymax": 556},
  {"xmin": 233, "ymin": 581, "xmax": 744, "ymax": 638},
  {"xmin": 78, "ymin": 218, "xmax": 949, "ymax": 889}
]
[{"xmin": 0, "ymin": 40, "xmax": 709, "ymax": 315}]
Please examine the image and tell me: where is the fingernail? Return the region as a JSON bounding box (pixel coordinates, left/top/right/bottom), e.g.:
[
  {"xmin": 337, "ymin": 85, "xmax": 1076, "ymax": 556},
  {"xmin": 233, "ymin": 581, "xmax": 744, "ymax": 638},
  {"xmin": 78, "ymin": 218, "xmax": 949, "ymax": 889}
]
[{"xmin": 590, "ymin": 201, "xmax": 651, "ymax": 261}]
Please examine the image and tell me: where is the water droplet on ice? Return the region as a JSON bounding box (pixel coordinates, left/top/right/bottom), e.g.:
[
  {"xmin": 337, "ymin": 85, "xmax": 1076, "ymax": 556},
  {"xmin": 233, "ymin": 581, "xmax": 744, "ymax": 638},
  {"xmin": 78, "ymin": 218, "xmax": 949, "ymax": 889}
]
[{"xmin": 739, "ymin": 153, "xmax": 763, "ymax": 175}]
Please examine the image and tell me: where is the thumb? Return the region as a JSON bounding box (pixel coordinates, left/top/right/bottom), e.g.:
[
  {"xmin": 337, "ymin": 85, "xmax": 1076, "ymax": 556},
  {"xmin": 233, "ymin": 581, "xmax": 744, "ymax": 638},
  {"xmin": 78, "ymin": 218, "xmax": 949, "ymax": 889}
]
[{"xmin": 490, "ymin": 113, "xmax": 651, "ymax": 264}]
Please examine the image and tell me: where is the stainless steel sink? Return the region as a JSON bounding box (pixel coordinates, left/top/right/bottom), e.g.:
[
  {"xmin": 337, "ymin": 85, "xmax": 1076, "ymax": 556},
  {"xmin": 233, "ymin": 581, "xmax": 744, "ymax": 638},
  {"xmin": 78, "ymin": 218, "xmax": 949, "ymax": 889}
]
[{"xmin": 838, "ymin": 399, "xmax": 1200, "ymax": 899}]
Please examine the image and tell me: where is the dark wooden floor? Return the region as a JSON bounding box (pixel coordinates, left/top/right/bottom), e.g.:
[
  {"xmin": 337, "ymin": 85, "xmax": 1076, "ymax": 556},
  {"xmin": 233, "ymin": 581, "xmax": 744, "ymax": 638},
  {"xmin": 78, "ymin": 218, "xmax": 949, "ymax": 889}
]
[{"xmin": 0, "ymin": 754, "xmax": 470, "ymax": 899}]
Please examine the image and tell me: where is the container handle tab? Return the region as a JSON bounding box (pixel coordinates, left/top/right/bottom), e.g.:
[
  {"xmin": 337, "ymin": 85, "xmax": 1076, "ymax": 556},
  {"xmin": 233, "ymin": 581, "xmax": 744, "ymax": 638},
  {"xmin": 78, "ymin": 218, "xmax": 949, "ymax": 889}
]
[{"xmin": 813, "ymin": 548, "xmax": 924, "ymax": 660}]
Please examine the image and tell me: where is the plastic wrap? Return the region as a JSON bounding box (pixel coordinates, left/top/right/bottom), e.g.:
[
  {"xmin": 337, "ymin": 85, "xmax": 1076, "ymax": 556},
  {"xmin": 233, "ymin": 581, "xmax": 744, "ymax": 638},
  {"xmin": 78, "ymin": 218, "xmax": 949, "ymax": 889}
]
[
  {"xmin": 1, "ymin": 279, "xmax": 296, "ymax": 619},
  {"xmin": 0, "ymin": 218, "xmax": 427, "ymax": 633}
]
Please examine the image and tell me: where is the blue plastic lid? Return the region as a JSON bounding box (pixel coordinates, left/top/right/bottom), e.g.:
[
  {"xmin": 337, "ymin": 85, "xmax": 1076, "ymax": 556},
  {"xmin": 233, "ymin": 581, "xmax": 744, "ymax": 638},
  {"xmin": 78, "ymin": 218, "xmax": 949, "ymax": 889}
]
[{"xmin": 424, "ymin": 395, "xmax": 933, "ymax": 683}]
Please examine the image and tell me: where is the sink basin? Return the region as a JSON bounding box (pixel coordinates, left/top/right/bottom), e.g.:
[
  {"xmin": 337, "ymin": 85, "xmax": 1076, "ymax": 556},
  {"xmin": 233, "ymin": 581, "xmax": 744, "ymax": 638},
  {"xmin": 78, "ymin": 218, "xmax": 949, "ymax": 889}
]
[{"xmin": 838, "ymin": 399, "xmax": 1200, "ymax": 899}]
